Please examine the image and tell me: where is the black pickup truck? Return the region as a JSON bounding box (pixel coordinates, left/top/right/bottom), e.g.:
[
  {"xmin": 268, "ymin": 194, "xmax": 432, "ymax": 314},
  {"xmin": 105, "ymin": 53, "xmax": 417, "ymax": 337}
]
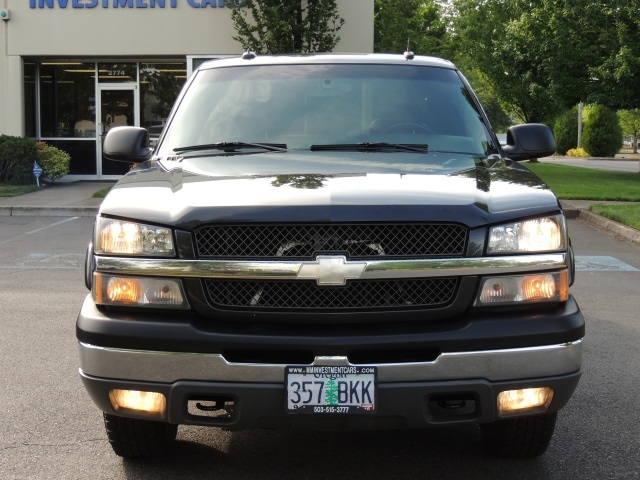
[{"xmin": 77, "ymin": 53, "xmax": 584, "ymax": 459}]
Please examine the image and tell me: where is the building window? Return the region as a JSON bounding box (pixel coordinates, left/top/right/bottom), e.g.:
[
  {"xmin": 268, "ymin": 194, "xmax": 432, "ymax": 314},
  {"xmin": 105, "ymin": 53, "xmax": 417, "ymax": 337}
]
[
  {"xmin": 97, "ymin": 63, "xmax": 137, "ymax": 84},
  {"xmin": 39, "ymin": 63, "xmax": 96, "ymax": 138},
  {"xmin": 30, "ymin": 60, "xmax": 187, "ymax": 177},
  {"xmin": 24, "ymin": 62, "xmax": 37, "ymax": 138},
  {"xmin": 140, "ymin": 62, "xmax": 187, "ymax": 130},
  {"xmin": 46, "ymin": 139, "xmax": 97, "ymax": 175}
]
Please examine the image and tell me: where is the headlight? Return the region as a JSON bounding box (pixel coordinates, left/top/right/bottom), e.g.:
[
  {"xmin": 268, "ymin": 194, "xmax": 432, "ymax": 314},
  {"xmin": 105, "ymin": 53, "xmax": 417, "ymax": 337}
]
[
  {"xmin": 488, "ymin": 215, "xmax": 565, "ymax": 254},
  {"xmin": 93, "ymin": 273, "xmax": 189, "ymax": 309},
  {"xmin": 95, "ymin": 217, "xmax": 175, "ymax": 256}
]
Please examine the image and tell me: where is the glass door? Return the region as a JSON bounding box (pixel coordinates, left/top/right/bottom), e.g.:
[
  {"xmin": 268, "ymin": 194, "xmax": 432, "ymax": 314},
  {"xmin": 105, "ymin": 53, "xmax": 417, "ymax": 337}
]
[{"xmin": 97, "ymin": 86, "xmax": 140, "ymax": 177}]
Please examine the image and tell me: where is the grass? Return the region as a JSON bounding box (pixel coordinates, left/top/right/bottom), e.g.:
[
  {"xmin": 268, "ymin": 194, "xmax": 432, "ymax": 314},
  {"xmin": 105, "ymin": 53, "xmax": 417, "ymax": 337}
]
[
  {"xmin": 523, "ymin": 162, "xmax": 640, "ymax": 201},
  {"xmin": 523, "ymin": 162, "xmax": 640, "ymax": 231},
  {"xmin": 92, "ymin": 186, "xmax": 112, "ymax": 198},
  {"xmin": 0, "ymin": 184, "xmax": 39, "ymax": 197},
  {"xmin": 590, "ymin": 204, "xmax": 640, "ymax": 230}
]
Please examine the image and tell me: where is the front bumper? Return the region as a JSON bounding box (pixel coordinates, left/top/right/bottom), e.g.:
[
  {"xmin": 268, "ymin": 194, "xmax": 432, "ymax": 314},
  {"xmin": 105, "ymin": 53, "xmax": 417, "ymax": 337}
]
[
  {"xmin": 76, "ymin": 294, "xmax": 585, "ymax": 356},
  {"xmin": 79, "ymin": 341, "xmax": 582, "ymax": 384},
  {"xmin": 78, "ymin": 340, "xmax": 582, "ymax": 429},
  {"xmin": 77, "ymin": 289, "xmax": 584, "ymax": 429}
]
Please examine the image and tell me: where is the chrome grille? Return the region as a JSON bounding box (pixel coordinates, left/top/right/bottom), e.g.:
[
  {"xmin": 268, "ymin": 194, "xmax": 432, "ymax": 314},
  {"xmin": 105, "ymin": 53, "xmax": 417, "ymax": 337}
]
[
  {"xmin": 195, "ymin": 224, "xmax": 467, "ymax": 259},
  {"xmin": 204, "ymin": 278, "xmax": 458, "ymax": 311}
]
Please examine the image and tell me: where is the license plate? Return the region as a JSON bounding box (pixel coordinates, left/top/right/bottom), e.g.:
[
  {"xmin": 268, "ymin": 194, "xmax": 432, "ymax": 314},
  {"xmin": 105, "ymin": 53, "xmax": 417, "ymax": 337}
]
[{"xmin": 286, "ymin": 366, "xmax": 376, "ymax": 414}]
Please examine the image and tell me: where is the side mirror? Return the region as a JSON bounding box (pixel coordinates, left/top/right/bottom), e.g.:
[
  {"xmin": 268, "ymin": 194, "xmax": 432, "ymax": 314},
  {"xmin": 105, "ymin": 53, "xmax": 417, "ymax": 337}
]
[
  {"xmin": 502, "ymin": 123, "xmax": 557, "ymax": 161},
  {"xmin": 103, "ymin": 126, "xmax": 153, "ymax": 163}
]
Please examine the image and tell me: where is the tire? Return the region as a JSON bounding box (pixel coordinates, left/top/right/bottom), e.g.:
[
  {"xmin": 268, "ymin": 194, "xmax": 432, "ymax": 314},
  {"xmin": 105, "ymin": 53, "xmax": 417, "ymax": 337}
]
[
  {"xmin": 103, "ymin": 413, "xmax": 178, "ymax": 458},
  {"xmin": 480, "ymin": 412, "xmax": 557, "ymax": 458}
]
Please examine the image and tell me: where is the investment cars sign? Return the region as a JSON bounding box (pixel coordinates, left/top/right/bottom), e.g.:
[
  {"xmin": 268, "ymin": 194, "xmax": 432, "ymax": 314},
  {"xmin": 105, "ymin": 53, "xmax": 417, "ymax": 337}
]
[{"xmin": 30, "ymin": 0, "xmax": 232, "ymax": 8}]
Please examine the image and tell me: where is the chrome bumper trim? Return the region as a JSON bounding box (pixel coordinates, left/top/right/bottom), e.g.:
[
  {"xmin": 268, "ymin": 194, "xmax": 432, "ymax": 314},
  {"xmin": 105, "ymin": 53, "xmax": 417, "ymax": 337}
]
[
  {"xmin": 94, "ymin": 253, "xmax": 568, "ymax": 281},
  {"xmin": 79, "ymin": 340, "xmax": 582, "ymax": 384}
]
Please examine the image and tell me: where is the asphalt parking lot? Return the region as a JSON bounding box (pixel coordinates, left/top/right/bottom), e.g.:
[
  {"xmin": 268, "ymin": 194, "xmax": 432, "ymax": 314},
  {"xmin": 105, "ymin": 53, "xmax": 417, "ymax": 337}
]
[{"xmin": 0, "ymin": 214, "xmax": 638, "ymax": 479}]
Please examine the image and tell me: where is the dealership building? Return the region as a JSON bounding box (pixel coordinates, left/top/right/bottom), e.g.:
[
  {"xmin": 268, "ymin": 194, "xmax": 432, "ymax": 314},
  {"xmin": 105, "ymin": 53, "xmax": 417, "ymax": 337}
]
[{"xmin": 0, "ymin": 0, "xmax": 373, "ymax": 179}]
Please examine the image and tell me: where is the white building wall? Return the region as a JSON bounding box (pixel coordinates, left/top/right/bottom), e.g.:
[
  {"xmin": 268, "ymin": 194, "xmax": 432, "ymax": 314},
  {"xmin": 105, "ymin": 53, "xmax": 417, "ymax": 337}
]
[
  {"xmin": 0, "ymin": 16, "xmax": 7, "ymax": 135},
  {"xmin": 0, "ymin": 0, "xmax": 22, "ymax": 136},
  {"xmin": 0, "ymin": 0, "xmax": 373, "ymax": 136},
  {"xmin": 3, "ymin": 56, "xmax": 23, "ymax": 136}
]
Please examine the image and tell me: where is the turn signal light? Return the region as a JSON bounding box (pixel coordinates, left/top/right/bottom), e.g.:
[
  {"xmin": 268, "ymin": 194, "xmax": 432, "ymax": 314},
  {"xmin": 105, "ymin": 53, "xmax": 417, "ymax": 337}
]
[
  {"xmin": 93, "ymin": 273, "xmax": 188, "ymax": 309},
  {"xmin": 476, "ymin": 271, "xmax": 568, "ymax": 306},
  {"xmin": 106, "ymin": 277, "xmax": 144, "ymax": 304}
]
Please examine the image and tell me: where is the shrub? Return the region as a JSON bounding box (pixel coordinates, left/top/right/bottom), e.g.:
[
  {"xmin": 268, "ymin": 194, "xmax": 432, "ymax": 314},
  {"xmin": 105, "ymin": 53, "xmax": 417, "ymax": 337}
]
[
  {"xmin": 0, "ymin": 135, "xmax": 39, "ymax": 185},
  {"xmin": 581, "ymin": 105, "xmax": 623, "ymax": 157},
  {"xmin": 554, "ymin": 106, "xmax": 579, "ymax": 155},
  {"xmin": 36, "ymin": 142, "xmax": 70, "ymax": 182},
  {"xmin": 566, "ymin": 148, "xmax": 589, "ymax": 157}
]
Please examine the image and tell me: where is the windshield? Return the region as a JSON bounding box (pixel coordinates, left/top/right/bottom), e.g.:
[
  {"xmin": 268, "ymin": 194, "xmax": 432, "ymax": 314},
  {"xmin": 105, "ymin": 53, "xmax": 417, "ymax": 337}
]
[{"xmin": 158, "ymin": 63, "xmax": 496, "ymax": 159}]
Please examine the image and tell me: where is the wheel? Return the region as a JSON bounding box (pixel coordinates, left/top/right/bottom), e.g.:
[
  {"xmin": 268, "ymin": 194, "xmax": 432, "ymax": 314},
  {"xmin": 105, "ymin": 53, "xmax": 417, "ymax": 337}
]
[
  {"xmin": 103, "ymin": 413, "xmax": 178, "ymax": 458},
  {"xmin": 480, "ymin": 412, "xmax": 557, "ymax": 458},
  {"xmin": 381, "ymin": 122, "xmax": 432, "ymax": 134}
]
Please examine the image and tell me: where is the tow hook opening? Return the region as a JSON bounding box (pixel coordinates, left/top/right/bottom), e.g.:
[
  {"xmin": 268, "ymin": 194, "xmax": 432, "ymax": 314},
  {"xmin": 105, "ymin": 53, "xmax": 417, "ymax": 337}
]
[
  {"xmin": 187, "ymin": 395, "xmax": 236, "ymax": 420},
  {"xmin": 428, "ymin": 393, "xmax": 478, "ymax": 421}
]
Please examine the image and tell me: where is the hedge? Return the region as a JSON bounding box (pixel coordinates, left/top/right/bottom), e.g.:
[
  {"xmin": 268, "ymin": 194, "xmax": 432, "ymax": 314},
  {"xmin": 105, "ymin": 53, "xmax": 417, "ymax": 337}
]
[
  {"xmin": 0, "ymin": 136, "xmax": 70, "ymax": 184},
  {"xmin": 582, "ymin": 105, "xmax": 623, "ymax": 158}
]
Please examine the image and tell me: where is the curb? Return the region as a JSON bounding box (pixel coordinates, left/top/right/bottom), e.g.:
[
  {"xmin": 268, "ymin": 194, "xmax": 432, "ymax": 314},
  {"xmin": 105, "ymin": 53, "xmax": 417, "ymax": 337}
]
[
  {"xmin": 561, "ymin": 200, "xmax": 640, "ymax": 246},
  {"xmin": 0, "ymin": 206, "xmax": 99, "ymax": 217},
  {"xmin": 564, "ymin": 210, "xmax": 580, "ymax": 219},
  {"xmin": 577, "ymin": 209, "xmax": 640, "ymax": 246},
  {"xmin": 548, "ymin": 155, "xmax": 640, "ymax": 162}
]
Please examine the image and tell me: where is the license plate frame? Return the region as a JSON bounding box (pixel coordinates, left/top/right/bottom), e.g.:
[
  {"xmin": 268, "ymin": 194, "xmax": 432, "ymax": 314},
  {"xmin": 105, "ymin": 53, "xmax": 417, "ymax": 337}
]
[{"xmin": 286, "ymin": 365, "xmax": 377, "ymax": 414}]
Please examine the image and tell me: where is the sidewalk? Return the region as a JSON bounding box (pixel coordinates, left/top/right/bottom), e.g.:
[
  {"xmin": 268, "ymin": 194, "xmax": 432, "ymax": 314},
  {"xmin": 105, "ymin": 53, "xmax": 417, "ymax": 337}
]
[
  {"xmin": 0, "ymin": 181, "xmax": 113, "ymax": 217},
  {"xmin": 542, "ymin": 156, "xmax": 640, "ymax": 173}
]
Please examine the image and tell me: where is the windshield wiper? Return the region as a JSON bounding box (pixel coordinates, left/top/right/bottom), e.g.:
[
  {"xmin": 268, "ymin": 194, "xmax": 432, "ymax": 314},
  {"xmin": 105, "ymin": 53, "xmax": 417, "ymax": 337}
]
[
  {"xmin": 309, "ymin": 142, "xmax": 428, "ymax": 153},
  {"xmin": 173, "ymin": 142, "xmax": 287, "ymax": 153}
]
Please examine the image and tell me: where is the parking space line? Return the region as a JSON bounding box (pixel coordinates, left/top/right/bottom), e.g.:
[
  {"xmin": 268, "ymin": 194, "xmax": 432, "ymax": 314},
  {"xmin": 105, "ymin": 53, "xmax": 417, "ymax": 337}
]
[
  {"xmin": 575, "ymin": 256, "xmax": 638, "ymax": 272},
  {"xmin": 26, "ymin": 217, "xmax": 80, "ymax": 235}
]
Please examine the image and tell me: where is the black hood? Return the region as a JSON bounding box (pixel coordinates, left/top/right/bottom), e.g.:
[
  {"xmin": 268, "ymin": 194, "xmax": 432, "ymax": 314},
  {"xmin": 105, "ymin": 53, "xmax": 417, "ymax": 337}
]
[{"xmin": 99, "ymin": 152, "xmax": 560, "ymax": 229}]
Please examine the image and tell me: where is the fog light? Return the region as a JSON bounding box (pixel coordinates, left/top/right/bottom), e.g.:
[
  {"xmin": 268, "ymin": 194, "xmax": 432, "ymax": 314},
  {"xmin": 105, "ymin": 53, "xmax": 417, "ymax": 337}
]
[
  {"xmin": 109, "ymin": 389, "xmax": 166, "ymax": 418},
  {"xmin": 498, "ymin": 387, "xmax": 553, "ymax": 415}
]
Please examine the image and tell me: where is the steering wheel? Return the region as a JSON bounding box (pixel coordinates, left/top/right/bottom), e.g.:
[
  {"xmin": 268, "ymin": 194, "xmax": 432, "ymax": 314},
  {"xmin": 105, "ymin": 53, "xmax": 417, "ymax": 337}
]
[{"xmin": 381, "ymin": 122, "xmax": 432, "ymax": 134}]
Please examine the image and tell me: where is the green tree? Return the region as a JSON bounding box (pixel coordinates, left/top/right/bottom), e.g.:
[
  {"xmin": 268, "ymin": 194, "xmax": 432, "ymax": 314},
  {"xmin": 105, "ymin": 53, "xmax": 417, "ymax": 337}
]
[
  {"xmin": 453, "ymin": 0, "xmax": 561, "ymax": 123},
  {"xmin": 141, "ymin": 69, "xmax": 184, "ymax": 120},
  {"xmin": 451, "ymin": 0, "xmax": 640, "ymax": 121},
  {"xmin": 532, "ymin": 0, "xmax": 604, "ymax": 109},
  {"xmin": 455, "ymin": 0, "xmax": 640, "ymax": 112},
  {"xmin": 462, "ymin": 68, "xmax": 513, "ymax": 133},
  {"xmin": 528, "ymin": 1, "xmax": 640, "ymax": 111},
  {"xmin": 324, "ymin": 379, "xmax": 338, "ymax": 405},
  {"xmin": 374, "ymin": 0, "xmax": 450, "ymax": 57},
  {"xmin": 228, "ymin": 0, "xmax": 344, "ymax": 54},
  {"xmin": 588, "ymin": 2, "xmax": 640, "ymax": 110},
  {"xmin": 582, "ymin": 105, "xmax": 623, "ymax": 158},
  {"xmin": 554, "ymin": 106, "xmax": 580, "ymax": 155},
  {"xmin": 271, "ymin": 174, "xmax": 326, "ymax": 189},
  {"xmin": 618, "ymin": 109, "xmax": 640, "ymax": 154}
]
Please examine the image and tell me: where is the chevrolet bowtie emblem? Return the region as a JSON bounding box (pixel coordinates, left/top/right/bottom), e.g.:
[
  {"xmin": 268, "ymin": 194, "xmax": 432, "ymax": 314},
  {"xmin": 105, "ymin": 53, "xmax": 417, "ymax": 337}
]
[{"xmin": 297, "ymin": 256, "xmax": 367, "ymax": 286}]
